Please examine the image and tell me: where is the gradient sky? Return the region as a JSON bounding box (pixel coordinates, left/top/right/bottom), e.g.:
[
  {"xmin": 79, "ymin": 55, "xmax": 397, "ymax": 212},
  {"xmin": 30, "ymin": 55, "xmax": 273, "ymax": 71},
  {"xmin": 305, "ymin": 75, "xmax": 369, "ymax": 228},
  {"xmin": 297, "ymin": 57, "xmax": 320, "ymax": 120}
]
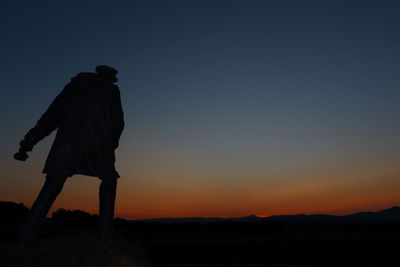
[{"xmin": 1, "ymin": 0, "xmax": 400, "ymax": 219}]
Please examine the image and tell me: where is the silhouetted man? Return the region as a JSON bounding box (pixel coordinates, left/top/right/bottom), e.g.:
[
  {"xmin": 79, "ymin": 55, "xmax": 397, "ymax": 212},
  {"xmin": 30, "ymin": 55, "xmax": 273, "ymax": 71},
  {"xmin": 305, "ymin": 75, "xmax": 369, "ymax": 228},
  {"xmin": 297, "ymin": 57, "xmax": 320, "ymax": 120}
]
[{"xmin": 14, "ymin": 65, "xmax": 124, "ymax": 246}]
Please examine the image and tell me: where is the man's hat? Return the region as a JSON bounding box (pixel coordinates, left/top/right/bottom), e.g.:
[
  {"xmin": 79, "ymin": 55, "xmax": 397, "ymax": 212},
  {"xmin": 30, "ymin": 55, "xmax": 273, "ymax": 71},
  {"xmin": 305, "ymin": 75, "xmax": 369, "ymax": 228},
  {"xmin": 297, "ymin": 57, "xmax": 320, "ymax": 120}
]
[{"xmin": 95, "ymin": 65, "xmax": 118, "ymax": 82}]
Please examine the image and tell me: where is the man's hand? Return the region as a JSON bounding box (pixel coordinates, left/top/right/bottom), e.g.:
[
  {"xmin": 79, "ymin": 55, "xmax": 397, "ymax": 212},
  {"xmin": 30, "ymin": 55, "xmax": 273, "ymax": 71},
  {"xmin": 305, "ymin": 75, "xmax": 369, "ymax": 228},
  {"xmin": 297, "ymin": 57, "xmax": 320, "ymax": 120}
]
[{"xmin": 14, "ymin": 150, "xmax": 29, "ymax": 161}]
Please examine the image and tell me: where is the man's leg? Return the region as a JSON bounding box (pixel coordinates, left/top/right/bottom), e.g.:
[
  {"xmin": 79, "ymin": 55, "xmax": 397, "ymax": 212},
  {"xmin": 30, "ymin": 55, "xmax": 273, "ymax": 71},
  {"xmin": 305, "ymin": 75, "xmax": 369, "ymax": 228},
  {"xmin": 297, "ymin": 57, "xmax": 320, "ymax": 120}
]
[
  {"xmin": 17, "ymin": 174, "xmax": 68, "ymax": 246},
  {"xmin": 98, "ymin": 177, "xmax": 117, "ymax": 241}
]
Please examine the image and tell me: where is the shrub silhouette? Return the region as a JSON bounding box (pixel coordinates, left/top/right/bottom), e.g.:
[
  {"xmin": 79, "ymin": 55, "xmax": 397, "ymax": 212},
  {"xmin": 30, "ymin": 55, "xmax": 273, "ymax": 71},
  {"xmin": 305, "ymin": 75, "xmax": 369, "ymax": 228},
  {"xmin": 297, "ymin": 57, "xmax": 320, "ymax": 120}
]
[
  {"xmin": 51, "ymin": 208, "xmax": 98, "ymax": 227},
  {"xmin": 0, "ymin": 201, "xmax": 29, "ymax": 221}
]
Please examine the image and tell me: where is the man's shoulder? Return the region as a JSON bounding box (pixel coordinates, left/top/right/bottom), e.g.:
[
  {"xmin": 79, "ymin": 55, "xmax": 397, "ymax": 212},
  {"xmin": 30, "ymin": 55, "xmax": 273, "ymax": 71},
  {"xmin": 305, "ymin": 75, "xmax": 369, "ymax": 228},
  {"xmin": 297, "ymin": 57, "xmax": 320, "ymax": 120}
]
[
  {"xmin": 69, "ymin": 72, "xmax": 118, "ymax": 87},
  {"xmin": 70, "ymin": 72, "xmax": 98, "ymax": 83}
]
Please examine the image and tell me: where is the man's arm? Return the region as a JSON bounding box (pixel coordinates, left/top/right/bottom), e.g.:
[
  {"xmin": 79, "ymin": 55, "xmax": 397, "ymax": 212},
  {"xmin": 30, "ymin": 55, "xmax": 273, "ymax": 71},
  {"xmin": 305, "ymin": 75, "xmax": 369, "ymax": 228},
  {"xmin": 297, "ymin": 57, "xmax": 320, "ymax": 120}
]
[{"xmin": 14, "ymin": 85, "xmax": 71, "ymax": 161}]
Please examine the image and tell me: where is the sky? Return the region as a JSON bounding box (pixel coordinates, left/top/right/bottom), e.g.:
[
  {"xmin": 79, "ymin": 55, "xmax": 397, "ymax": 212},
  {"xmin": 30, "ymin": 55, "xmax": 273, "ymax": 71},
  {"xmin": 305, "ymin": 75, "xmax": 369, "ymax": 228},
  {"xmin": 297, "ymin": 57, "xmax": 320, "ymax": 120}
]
[{"xmin": 1, "ymin": 0, "xmax": 400, "ymax": 219}]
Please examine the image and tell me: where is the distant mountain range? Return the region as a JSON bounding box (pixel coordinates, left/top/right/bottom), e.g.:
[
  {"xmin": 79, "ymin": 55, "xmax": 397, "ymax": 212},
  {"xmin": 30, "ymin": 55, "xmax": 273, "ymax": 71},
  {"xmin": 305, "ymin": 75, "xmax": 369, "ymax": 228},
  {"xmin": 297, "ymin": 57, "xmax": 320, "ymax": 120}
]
[
  {"xmin": 2, "ymin": 200, "xmax": 399, "ymax": 226},
  {"xmin": 131, "ymin": 207, "xmax": 400, "ymax": 225}
]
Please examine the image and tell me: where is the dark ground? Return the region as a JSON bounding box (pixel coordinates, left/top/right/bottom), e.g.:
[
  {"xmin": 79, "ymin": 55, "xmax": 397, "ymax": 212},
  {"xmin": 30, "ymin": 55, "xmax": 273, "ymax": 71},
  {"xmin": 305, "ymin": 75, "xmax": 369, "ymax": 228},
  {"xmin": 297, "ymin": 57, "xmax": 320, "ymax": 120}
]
[{"xmin": 1, "ymin": 219, "xmax": 399, "ymax": 267}]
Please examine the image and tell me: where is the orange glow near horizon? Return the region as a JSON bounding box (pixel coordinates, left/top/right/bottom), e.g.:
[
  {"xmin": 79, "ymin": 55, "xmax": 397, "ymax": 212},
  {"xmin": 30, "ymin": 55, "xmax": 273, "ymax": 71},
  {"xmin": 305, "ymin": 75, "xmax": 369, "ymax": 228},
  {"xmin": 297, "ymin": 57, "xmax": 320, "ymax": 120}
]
[
  {"xmin": 4, "ymin": 183, "xmax": 400, "ymax": 220},
  {"xmin": 256, "ymin": 214, "xmax": 270, "ymax": 218},
  {"xmin": 2, "ymin": 143, "xmax": 400, "ymax": 220}
]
